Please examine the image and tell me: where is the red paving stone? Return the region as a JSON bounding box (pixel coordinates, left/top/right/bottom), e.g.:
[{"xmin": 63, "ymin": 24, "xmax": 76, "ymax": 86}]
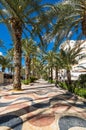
[{"xmin": 28, "ymin": 113, "xmax": 55, "ymax": 127}]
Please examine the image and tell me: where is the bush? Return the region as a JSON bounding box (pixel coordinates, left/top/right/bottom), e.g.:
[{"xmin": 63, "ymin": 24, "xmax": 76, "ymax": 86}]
[
  {"xmin": 48, "ymin": 79, "xmax": 55, "ymax": 83},
  {"xmin": 58, "ymin": 81, "xmax": 68, "ymax": 90},
  {"xmin": 79, "ymin": 74, "xmax": 86, "ymax": 82},
  {"xmin": 30, "ymin": 76, "xmax": 38, "ymax": 82},
  {"xmin": 78, "ymin": 89, "xmax": 86, "ymax": 98},
  {"xmin": 43, "ymin": 74, "xmax": 48, "ymax": 80},
  {"xmin": 58, "ymin": 80, "xmax": 86, "ymax": 98},
  {"xmin": 75, "ymin": 88, "xmax": 86, "ymax": 98},
  {"xmin": 78, "ymin": 74, "xmax": 86, "ymax": 88},
  {"xmin": 22, "ymin": 79, "xmax": 30, "ymax": 85}
]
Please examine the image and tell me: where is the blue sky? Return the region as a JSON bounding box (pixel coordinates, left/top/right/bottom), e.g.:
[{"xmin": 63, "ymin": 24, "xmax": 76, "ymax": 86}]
[
  {"xmin": 0, "ymin": 0, "xmax": 62, "ymax": 56},
  {"xmin": 0, "ymin": 22, "xmax": 81, "ymax": 56},
  {"xmin": 0, "ymin": 0, "xmax": 62, "ymax": 72},
  {"xmin": 0, "ymin": 0, "xmax": 85, "ymax": 56},
  {"xmin": 0, "ymin": 0, "xmax": 85, "ymax": 73},
  {"xmin": 0, "ymin": 23, "xmax": 12, "ymax": 55}
]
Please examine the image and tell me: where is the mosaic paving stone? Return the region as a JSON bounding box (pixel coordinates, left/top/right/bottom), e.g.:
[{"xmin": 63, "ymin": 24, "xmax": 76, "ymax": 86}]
[
  {"xmin": 0, "ymin": 80, "xmax": 86, "ymax": 130},
  {"xmin": 58, "ymin": 116, "xmax": 86, "ymax": 130},
  {"xmin": 0, "ymin": 97, "xmax": 33, "ymax": 107},
  {"xmin": 0, "ymin": 115, "xmax": 23, "ymax": 130},
  {"xmin": 32, "ymin": 101, "xmax": 50, "ymax": 108},
  {"xmin": 28, "ymin": 113, "xmax": 55, "ymax": 127},
  {"xmin": 0, "ymin": 126, "xmax": 13, "ymax": 130}
]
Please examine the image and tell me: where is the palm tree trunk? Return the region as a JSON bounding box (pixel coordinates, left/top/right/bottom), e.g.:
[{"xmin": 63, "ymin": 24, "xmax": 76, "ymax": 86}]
[
  {"xmin": 25, "ymin": 56, "xmax": 31, "ymax": 80},
  {"xmin": 49, "ymin": 68, "xmax": 51, "ymax": 78},
  {"xmin": 2, "ymin": 67, "xmax": 5, "ymax": 72},
  {"xmin": 55, "ymin": 67, "xmax": 58, "ymax": 81},
  {"xmin": 31, "ymin": 60, "xmax": 35, "ymax": 77},
  {"xmin": 32, "ymin": 68, "xmax": 35, "ymax": 77},
  {"xmin": 51, "ymin": 67, "xmax": 53, "ymax": 80},
  {"xmin": 82, "ymin": 13, "xmax": 86, "ymax": 36},
  {"xmin": 55, "ymin": 67, "xmax": 58, "ymax": 86},
  {"xmin": 67, "ymin": 69, "xmax": 71, "ymax": 84},
  {"xmin": 11, "ymin": 17, "xmax": 22, "ymax": 90}
]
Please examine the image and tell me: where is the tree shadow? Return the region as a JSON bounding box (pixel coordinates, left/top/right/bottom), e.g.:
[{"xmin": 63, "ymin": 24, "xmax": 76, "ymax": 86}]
[{"xmin": 0, "ymin": 88, "xmax": 86, "ymax": 129}]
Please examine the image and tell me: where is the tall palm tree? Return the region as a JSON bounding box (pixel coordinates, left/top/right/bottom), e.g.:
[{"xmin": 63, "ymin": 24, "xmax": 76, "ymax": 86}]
[
  {"xmin": 0, "ymin": 55, "xmax": 11, "ymax": 72},
  {"xmin": 53, "ymin": 53, "xmax": 63, "ymax": 85},
  {"xmin": 68, "ymin": 0, "xmax": 86, "ymax": 36},
  {"xmin": 22, "ymin": 38, "xmax": 37, "ymax": 80},
  {"xmin": 46, "ymin": 0, "xmax": 86, "ymax": 48},
  {"xmin": 7, "ymin": 48, "xmax": 14, "ymax": 74},
  {"xmin": 0, "ymin": 0, "xmax": 48, "ymax": 90},
  {"xmin": 7, "ymin": 48, "xmax": 14, "ymax": 61},
  {"xmin": 60, "ymin": 42, "xmax": 83, "ymax": 84},
  {"xmin": 43, "ymin": 51, "xmax": 56, "ymax": 80}
]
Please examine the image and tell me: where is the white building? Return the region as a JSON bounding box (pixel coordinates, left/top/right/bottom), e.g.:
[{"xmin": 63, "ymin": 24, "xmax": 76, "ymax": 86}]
[{"xmin": 60, "ymin": 40, "xmax": 86, "ymax": 80}]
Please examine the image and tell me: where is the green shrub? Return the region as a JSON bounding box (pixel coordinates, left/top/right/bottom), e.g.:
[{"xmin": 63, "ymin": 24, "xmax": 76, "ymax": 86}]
[
  {"xmin": 30, "ymin": 76, "xmax": 38, "ymax": 82},
  {"xmin": 79, "ymin": 89, "xmax": 86, "ymax": 98},
  {"xmin": 76, "ymin": 89, "xmax": 86, "ymax": 98},
  {"xmin": 43, "ymin": 74, "xmax": 48, "ymax": 80},
  {"xmin": 58, "ymin": 82, "xmax": 68, "ymax": 90},
  {"xmin": 22, "ymin": 79, "xmax": 30, "ymax": 85},
  {"xmin": 78, "ymin": 74, "xmax": 86, "ymax": 88},
  {"xmin": 58, "ymin": 80, "xmax": 86, "ymax": 98},
  {"xmin": 59, "ymin": 81, "xmax": 78, "ymax": 93},
  {"xmin": 79, "ymin": 74, "xmax": 86, "ymax": 82},
  {"xmin": 48, "ymin": 79, "xmax": 55, "ymax": 83}
]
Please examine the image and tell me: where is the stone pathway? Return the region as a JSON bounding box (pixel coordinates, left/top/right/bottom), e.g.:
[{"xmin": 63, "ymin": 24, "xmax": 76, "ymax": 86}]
[{"xmin": 0, "ymin": 79, "xmax": 86, "ymax": 130}]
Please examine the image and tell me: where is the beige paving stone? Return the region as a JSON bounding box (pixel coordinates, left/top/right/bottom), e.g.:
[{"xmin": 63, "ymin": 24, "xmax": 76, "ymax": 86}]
[
  {"xmin": 69, "ymin": 127, "xmax": 86, "ymax": 130},
  {"xmin": 0, "ymin": 126, "xmax": 13, "ymax": 130}
]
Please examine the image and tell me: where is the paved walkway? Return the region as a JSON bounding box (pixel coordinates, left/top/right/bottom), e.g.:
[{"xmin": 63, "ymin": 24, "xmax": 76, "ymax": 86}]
[{"xmin": 0, "ymin": 79, "xmax": 86, "ymax": 130}]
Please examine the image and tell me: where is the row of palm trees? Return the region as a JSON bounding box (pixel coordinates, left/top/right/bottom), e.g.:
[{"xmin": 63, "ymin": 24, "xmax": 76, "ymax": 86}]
[
  {"xmin": 0, "ymin": 38, "xmax": 41, "ymax": 79},
  {"xmin": 0, "ymin": 0, "xmax": 86, "ymax": 90},
  {"xmin": 0, "ymin": 0, "xmax": 51, "ymax": 90},
  {"xmin": 0, "ymin": 39, "xmax": 84, "ymax": 85},
  {"xmin": 43, "ymin": 41, "xmax": 83, "ymax": 84}
]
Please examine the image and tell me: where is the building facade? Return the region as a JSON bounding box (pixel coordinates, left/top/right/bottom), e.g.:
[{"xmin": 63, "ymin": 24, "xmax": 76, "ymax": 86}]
[{"xmin": 60, "ymin": 40, "xmax": 86, "ymax": 80}]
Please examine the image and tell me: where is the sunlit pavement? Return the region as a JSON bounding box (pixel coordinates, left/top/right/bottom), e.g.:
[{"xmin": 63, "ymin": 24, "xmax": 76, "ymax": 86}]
[{"xmin": 0, "ymin": 79, "xmax": 86, "ymax": 130}]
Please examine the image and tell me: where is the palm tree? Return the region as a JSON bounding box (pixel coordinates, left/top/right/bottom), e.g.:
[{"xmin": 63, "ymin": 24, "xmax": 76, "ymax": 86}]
[
  {"xmin": 31, "ymin": 56, "xmax": 45, "ymax": 78},
  {"xmin": 7, "ymin": 48, "xmax": 14, "ymax": 61},
  {"xmin": 0, "ymin": 55, "xmax": 11, "ymax": 72},
  {"xmin": 22, "ymin": 38, "xmax": 37, "ymax": 80},
  {"xmin": 7, "ymin": 48, "xmax": 14, "ymax": 74},
  {"xmin": 53, "ymin": 53, "xmax": 63, "ymax": 85},
  {"xmin": 43, "ymin": 51, "xmax": 56, "ymax": 81},
  {"xmin": 0, "ymin": 0, "xmax": 48, "ymax": 90},
  {"xmin": 45, "ymin": 0, "xmax": 86, "ymax": 48},
  {"xmin": 68, "ymin": 0, "xmax": 86, "ymax": 36},
  {"xmin": 60, "ymin": 42, "xmax": 83, "ymax": 84}
]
